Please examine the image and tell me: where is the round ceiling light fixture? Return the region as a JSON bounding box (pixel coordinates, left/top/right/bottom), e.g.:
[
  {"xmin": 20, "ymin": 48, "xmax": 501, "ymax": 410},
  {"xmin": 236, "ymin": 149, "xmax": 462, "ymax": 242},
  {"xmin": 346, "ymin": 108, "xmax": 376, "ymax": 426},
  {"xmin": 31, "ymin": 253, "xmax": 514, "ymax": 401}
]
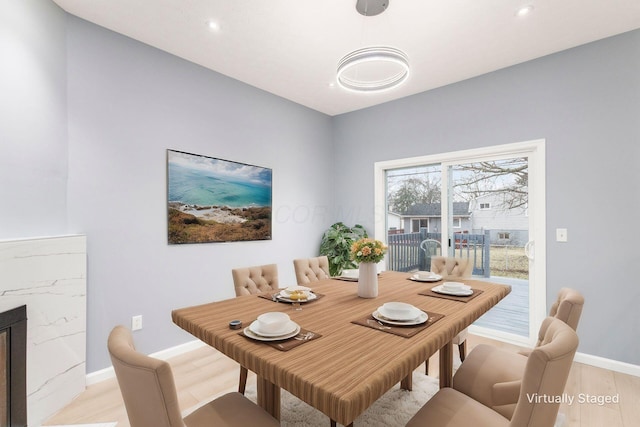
[{"xmin": 337, "ymin": 46, "xmax": 410, "ymax": 92}]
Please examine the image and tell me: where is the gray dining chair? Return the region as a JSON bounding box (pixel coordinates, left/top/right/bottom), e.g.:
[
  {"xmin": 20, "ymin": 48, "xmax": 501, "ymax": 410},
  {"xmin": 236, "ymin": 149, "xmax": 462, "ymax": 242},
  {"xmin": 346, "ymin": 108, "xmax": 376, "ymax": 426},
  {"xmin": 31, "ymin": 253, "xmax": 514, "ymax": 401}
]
[{"xmin": 108, "ymin": 325, "xmax": 279, "ymax": 427}]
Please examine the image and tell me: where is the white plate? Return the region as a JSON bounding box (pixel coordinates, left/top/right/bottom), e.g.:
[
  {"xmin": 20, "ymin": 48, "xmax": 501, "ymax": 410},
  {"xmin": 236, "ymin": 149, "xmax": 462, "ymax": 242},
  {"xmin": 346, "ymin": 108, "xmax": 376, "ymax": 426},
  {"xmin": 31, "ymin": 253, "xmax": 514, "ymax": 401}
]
[
  {"xmin": 377, "ymin": 305, "xmax": 421, "ymax": 321},
  {"xmin": 373, "ymin": 310, "xmax": 428, "ymax": 326},
  {"xmin": 276, "ymin": 291, "xmax": 318, "ymax": 303},
  {"xmin": 249, "ymin": 320, "xmax": 298, "ymax": 337},
  {"xmin": 431, "ymin": 285, "xmax": 473, "ymax": 296},
  {"xmin": 410, "ymin": 274, "xmax": 442, "ymax": 282},
  {"xmin": 245, "ymin": 322, "xmax": 301, "ymax": 341}
]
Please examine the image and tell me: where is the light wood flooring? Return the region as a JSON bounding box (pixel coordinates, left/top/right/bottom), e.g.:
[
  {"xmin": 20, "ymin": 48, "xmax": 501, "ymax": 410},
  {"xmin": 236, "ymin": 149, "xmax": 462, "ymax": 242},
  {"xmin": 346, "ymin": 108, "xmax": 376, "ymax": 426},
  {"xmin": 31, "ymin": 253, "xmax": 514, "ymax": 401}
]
[{"xmin": 44, "ymin": 335, "xmax": 639, "ymax": 427}]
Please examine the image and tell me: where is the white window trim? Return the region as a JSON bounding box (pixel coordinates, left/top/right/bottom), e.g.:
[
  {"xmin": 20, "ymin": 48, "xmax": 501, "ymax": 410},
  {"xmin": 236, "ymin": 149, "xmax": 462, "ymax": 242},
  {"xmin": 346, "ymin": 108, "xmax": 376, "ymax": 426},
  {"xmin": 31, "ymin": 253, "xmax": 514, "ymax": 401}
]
[{"xmin": 374, "ymin": 139, "xmax": 546, "ymax": 347}]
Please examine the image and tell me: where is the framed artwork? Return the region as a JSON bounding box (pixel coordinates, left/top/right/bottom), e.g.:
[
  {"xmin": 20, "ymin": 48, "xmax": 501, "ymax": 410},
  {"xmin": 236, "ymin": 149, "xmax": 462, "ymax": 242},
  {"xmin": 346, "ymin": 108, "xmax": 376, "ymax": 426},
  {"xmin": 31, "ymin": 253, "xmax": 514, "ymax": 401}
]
[{"xmin": 167, "ymin": 149, "xmax": 272, "ymax": 244}]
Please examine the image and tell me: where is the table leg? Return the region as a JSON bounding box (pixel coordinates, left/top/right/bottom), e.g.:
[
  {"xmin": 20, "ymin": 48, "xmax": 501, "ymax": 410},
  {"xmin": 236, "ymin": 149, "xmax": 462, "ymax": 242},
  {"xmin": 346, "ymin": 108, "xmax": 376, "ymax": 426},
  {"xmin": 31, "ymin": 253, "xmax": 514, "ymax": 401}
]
[
  {"xmin": 400, "ymin": 373, "xmax": 413, "ymax": 391},
  {"xmin": 257, "ymin": 376, "xmax": 280, "ymax": 420},
  {"xmin": 439, "ymin": 341, "xmax": 453, "ymax": 388}
]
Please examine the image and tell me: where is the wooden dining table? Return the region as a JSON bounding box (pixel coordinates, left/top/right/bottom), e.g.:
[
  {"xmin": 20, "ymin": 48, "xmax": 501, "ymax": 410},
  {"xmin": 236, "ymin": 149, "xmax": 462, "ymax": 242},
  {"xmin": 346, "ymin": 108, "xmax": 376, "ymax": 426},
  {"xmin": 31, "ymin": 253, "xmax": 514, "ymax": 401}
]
[{"xmin": 172, "ymin": 271, "xmax": 510, "ymax": 426}]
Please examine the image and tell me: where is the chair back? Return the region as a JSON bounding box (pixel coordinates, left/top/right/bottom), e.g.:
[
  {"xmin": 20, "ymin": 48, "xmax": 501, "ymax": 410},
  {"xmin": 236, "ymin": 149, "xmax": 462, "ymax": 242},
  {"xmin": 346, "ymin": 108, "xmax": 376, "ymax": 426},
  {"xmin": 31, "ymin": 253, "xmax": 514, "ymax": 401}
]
[
  {"xmin": 232, "ymin": 263, "xmax": 279, "ymax": 296},
  {"xmin": 108, "ymin": 326, "xmax": 185, "ymax": 427},
  {"xmin": 535, "ymin": 288, "xmax": 583, "ymax": 346},
  {"xmin": 510, "ymin": 317, "xmax": 579, "ymax": 427},
  {"xmin": 430, "ymin": 256, "xmax": 473, "ymax": 278},
  {"xmin": 293, "ymin": 256, "xmax": 330, "ymax": 284}
]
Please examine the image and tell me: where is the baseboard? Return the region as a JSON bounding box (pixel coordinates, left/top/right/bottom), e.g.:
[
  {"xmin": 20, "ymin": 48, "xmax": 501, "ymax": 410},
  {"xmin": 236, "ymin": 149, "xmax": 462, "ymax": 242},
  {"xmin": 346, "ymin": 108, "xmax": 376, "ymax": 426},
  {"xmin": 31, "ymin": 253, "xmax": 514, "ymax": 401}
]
[
  {"xmin": 574, "ymin": 351, "xmax": 640, "ymax": 377},
  {"xmin": 86, "ymin": 339, "xmax": 206, "ymax": 385}
]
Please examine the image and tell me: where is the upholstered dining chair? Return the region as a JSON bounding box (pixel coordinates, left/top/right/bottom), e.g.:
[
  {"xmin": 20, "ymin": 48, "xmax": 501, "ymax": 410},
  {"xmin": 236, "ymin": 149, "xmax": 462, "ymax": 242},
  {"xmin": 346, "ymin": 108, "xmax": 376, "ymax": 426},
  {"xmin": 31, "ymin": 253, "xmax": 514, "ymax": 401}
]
[
  {"xmin": 406, "ymin": 317, "xmax": 579, "ymax": 427},
  {"xmin": 231, "ymin": 263, "xmax": 279, "ymax": 393},
  {"xmin": 293, "ymin": 256, "xmax": 330, "ymax": 284},
  {"xmin": 232, "ymin": 263, "xmax": 279, "ymax": 296},
  {"xmin": 425, "ymin": 256, "xmax": 474, "ymax": 374},
  {"xmin": 451, "ymin": 287, "xmax": 584, "ymax": 419},
  {"xmin": 107, "ymin": 325, "xmax": 279, "ymax": 427}
]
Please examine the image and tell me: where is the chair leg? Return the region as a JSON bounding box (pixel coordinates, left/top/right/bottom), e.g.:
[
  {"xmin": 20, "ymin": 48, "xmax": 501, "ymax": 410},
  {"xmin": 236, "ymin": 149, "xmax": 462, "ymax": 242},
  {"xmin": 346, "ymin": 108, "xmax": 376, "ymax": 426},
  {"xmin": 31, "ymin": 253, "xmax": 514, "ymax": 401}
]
[
  {"xmin": 238, "ymin": 366, "xmax": 248, "ymax": 395},
  {"xmin": 458, "ymin": 341, "xmax": 467, "ymax": 362},
  {"xmin": 425, "ymin": 358, "xmax": 430, "ymax": 375},
  {"xmin": 330, "ymin": 421, "xmax": 336, "ymax": 427}
]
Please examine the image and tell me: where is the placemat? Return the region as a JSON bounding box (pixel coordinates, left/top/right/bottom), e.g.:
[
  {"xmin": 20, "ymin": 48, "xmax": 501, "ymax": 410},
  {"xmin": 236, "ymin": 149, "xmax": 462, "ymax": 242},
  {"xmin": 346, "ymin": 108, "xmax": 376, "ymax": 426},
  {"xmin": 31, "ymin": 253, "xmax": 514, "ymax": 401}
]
[
  {"xmin": 351, "ymin": 311, "xmax": 444, "ymax": 338},
  {"xmin": 418, "ymin": 287, "xmax": 484, "ymax": 303},
  {"xmin": 240, "ymin": 327, "xmax": 321, "ymax": 351},
  {"xmin": 334, "ymin": 276, "xmax": 358, "ymax": 282},
  {"xmin": 258, "ymin": 291, "xmax": 325, "ymax": 304}
]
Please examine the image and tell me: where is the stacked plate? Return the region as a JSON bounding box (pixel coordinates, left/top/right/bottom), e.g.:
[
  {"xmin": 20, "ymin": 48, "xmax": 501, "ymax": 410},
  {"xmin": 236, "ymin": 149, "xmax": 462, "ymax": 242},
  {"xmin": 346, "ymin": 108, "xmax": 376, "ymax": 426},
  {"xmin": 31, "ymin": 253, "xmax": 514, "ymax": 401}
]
[
  {"xmin": 431, "ymin": 282, "xmax": 473, "ymax": 296},
  {"xmin": 409, "ymin": 271, "xmax": 442, "ymax": 282},
  {"xmin": 244, "ymin": 312, "xmax": 301, "ymax": 341},
  {"xmin": 276, "ymin": 286, "xmax": 317, "ymax": 302},
  {"xmin": 372, "ymin": 302, "xmax": 428, "ymax": 325}
]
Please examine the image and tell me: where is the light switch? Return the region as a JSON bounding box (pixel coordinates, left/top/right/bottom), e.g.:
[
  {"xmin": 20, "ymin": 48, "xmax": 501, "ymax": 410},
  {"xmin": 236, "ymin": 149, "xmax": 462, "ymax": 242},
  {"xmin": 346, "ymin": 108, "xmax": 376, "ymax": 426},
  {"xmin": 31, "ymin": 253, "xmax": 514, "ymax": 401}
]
[{"xmin": 556, "ymin": 228, "xmax": 568, "ymax": 242}]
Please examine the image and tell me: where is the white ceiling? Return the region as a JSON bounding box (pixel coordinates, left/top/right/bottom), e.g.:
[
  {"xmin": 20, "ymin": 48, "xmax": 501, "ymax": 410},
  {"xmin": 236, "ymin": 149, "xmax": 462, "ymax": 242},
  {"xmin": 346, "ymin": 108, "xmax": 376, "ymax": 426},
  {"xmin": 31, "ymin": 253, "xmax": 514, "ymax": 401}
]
[{"xmin": 52, "ymin": 0, "xmax": 640, "ymax": 116}]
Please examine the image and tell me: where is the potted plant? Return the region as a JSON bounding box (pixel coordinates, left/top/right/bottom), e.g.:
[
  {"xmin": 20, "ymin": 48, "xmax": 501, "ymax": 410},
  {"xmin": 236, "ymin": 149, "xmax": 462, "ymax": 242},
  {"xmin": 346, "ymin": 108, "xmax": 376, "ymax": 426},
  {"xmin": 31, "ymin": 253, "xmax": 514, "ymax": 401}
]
[{"xmin": 319, "ymin": 222, "xmax": 368, "ymax": 276}]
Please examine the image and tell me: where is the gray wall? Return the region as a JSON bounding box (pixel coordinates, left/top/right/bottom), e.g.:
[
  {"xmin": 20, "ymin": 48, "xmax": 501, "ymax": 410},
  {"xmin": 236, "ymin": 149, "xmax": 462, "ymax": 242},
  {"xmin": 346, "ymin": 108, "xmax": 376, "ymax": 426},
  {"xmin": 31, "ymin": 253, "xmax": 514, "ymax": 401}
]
[
  {"xmin": 65, "ymin": 17, "xmax": 334, "ymax": 371},
  {"xmin": 0, "ymin": 0, "xmax": 68, "ymax": 237},
  {"xmin": 332, "ymin": 30, "xmax": 640, "ymax": 365}
]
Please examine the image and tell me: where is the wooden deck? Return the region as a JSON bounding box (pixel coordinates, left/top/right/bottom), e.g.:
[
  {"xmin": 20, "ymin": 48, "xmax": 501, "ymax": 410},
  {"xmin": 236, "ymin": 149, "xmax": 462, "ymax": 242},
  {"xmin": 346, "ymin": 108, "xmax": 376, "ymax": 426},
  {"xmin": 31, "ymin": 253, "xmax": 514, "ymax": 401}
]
[{"xmin": 472, "ymin": 276, "xmax": 529, "ymax": 336}]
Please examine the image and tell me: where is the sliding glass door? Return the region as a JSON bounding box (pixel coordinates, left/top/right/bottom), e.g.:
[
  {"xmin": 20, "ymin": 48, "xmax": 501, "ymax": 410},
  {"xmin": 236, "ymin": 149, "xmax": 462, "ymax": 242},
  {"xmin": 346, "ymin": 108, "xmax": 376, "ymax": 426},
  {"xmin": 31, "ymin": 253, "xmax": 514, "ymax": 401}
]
[{"xmin": 375, "ymin": 140, "xmax": 545, "ymax": 345}]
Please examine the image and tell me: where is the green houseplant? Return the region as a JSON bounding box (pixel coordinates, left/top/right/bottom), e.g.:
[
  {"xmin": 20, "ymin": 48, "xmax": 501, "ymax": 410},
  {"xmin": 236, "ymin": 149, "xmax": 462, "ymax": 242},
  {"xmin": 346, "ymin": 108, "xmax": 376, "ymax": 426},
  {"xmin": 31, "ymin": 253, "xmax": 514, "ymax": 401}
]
[{"xmin": 319, "ymin": 222, "xmax": 368, "ymax": 277}]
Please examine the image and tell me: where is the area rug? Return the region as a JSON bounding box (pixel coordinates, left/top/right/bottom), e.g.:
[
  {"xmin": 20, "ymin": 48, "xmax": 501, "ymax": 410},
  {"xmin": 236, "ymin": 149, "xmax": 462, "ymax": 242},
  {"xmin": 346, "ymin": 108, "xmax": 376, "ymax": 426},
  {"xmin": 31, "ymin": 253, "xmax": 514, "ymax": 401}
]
[{"xmin": 244, "ymin": 373, "xmax": 439, "ymax": 427}]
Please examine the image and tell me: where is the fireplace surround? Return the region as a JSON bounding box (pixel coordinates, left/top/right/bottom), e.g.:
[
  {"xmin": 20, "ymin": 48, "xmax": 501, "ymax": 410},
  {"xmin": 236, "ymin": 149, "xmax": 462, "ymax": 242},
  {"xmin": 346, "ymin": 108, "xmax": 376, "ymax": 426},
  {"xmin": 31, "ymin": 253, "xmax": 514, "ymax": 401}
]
[
  {"xmin": 0, "ymin": 305, "xmax": 27, "ymax": 427},
  {"xmin": 0, "ymin": 235, "xmax": 86, "ymax": 425}
]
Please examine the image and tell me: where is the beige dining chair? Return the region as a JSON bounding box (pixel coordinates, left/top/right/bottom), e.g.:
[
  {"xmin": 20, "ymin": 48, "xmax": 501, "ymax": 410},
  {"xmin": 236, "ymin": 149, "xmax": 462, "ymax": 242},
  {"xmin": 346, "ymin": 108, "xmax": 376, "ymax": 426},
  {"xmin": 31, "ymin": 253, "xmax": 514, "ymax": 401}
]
[
  {"xmin": 406, "ymin": 317, "xmax": 579, "ymax": 427},
  {"xmin": 451, "ymin": 287, "xmax": 584, "ymax": 419},
  {"xmin": 232, "ymin": 263, "xmax": 279, "ymax": 296},
  {"xmin": 231, "ymin": 263, "xmax": 279, "ymax": 393},
  {"xmin": 107, "ymin": 325, "xmax": 279, "ymax": 427},
  {"xmin": 425, "ymin": 256, "xmax": 474, "ymax": 374},
  {"xmin": 293, "ymin": 256, "xmax": 330, "ymax": 284}
]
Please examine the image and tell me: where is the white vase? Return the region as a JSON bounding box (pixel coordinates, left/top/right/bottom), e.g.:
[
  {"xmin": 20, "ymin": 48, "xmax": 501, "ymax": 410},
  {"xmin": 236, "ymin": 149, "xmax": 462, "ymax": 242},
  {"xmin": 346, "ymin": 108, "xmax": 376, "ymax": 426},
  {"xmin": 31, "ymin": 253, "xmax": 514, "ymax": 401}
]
[{"xmin": 357, "ymin": 262, "xmax": 378, "ymax": 298}]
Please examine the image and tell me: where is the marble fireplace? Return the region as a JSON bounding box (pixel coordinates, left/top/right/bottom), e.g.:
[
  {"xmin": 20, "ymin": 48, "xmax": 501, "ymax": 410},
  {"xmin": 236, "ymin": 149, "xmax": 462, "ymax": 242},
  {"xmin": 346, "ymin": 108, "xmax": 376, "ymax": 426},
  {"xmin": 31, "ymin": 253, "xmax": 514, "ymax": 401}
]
[{"xmin": 0, "ymin": 235, "xmax": 86, "ymax": 426}]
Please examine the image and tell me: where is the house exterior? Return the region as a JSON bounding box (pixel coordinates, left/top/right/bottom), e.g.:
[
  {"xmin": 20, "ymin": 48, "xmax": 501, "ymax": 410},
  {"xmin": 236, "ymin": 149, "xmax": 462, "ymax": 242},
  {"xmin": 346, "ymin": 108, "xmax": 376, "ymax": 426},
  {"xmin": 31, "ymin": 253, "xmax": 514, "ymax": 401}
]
[
  {"xmin": 390, "ymin": 195, "xmax": 528, "ymax": 247},
  {"xmin": 469, "ymin": 193, "xmax": 528, "ymax": 246},
  {"xmin": 399, "ymin": 202, "xmax": 471, "ymax": 233}
]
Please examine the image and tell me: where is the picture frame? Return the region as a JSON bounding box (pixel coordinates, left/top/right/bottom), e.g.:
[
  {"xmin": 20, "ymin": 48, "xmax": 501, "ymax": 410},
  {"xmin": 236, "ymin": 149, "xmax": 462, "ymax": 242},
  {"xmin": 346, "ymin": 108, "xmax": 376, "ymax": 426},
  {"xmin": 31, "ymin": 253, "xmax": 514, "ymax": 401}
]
[{"xmin": 167, "ymin": 149, "xmax": 272, "ymax": 244}]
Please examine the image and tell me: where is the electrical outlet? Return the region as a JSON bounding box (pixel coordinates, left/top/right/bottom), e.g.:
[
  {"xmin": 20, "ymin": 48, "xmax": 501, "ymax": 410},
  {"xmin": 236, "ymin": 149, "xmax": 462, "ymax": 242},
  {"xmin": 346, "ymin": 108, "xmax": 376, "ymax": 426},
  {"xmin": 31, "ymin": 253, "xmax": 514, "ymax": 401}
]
[
  {"xmin": 556, "ymin": 228, "xmax": 568, "ymax": 242},
  {"xmin": 132, "ymin": 315, "xmax": 143, "ymax": 331}
]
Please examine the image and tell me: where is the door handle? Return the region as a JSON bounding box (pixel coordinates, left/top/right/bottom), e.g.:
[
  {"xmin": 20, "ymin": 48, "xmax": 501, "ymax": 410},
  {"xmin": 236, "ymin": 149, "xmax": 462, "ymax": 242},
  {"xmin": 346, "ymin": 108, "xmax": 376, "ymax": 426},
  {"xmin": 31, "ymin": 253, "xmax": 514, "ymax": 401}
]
[{"xmin": 524, "ymin": 240, "xmax": 534, "ymax": 260}]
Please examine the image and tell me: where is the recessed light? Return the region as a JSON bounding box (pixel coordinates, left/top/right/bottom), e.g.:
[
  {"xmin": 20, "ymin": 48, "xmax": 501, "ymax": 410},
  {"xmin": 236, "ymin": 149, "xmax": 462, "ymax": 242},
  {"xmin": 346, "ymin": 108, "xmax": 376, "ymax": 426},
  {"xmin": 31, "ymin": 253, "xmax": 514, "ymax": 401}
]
[
  {"xmin": 515, "ymin": 5, "xmax": 534, "ymax": 17},
  {"xmin": 207, "ymin": 20, "xmax": 220, "ymax": 31}
]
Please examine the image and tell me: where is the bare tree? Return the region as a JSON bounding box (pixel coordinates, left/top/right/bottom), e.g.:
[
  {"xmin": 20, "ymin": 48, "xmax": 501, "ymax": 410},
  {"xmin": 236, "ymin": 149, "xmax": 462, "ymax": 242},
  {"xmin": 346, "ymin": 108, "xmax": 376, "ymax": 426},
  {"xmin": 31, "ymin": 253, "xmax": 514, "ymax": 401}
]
[{"xmin": 453, "ymin": 158, "xmax": 528, "ymax": 210}]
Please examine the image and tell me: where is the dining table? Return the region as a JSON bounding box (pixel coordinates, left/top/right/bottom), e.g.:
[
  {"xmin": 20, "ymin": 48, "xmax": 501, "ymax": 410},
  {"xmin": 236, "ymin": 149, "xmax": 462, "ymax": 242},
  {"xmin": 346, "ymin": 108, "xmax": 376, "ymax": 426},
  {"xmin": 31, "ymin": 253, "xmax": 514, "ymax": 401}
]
[{"xmin": 172, "ymin": 271, "xmax": 511, "ymax": 426}]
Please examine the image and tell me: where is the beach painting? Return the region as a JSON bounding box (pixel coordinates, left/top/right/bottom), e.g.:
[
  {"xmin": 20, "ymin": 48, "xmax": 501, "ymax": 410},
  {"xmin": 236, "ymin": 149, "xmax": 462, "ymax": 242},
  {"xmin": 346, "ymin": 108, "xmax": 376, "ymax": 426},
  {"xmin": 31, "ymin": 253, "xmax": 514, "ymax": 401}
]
[{"xmin": 167, "ymin": 149, "xmax": 272, "ymax": 244}]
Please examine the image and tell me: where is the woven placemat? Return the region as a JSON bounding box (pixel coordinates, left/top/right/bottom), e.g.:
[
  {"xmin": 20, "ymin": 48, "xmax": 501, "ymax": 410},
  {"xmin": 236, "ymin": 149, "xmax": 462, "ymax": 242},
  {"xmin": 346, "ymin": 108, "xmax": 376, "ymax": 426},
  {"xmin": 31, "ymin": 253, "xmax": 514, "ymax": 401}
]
[
  {"xmin": 240, "ymin": 327, "xmax": 321, "ymax": 351},
  {"xmin": 351, "ymin": 311, "xmax": 444, "ymax": 338},
  {"xmin": 418, "ymin": 287, "xmax": 483, "ymax": 303}
]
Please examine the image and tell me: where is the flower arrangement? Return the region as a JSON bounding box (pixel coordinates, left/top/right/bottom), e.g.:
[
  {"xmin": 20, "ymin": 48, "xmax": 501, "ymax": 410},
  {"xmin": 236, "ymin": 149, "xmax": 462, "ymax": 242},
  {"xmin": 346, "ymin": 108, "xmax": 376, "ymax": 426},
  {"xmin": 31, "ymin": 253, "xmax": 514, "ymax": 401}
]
[{"xmin": 350, "ymin": 238, "xmax": 387, "ymax": 264}]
